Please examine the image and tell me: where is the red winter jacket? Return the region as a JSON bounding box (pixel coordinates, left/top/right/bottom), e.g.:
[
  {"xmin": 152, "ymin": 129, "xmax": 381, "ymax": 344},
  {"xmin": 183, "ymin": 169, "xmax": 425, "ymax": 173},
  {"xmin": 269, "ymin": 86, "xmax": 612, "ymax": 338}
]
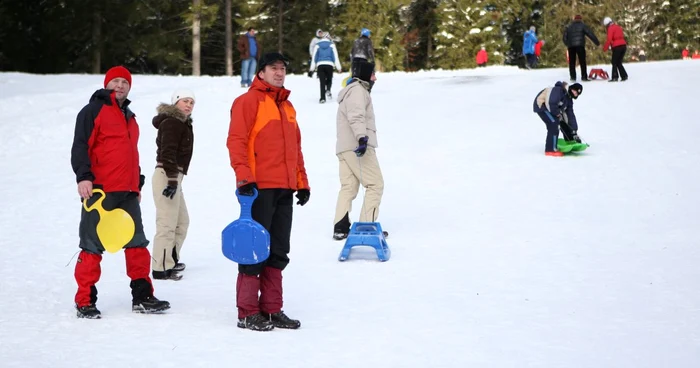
[
  {"xmin": 71, "ymin": 89, "xmax": 144, "ymax": 193},
  {"xmin": 476, "ymin": 49, "xmax": 488, "ymax": 65},
  {"xmin": 535, "ymin": 40, "xmax": 544, "ymax": 57},
  {"xmin": 226, "ymin": 78, "xmax": 309, "ymax": 191},
  {"xmin": 603, "ymin": 23, "xmax": 626, "ymax": 51}
]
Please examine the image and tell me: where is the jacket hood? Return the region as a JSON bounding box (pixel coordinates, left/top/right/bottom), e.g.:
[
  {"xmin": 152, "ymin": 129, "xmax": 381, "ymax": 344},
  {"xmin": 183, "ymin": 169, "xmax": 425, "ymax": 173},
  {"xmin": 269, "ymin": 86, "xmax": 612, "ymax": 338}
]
[
  {"xmin": 337, "ymin": 79, "xmax": 370, "ymax": 104},
  {"xmin": 152, "ymin": 103, "xmax": 191, "ymax": 129}
]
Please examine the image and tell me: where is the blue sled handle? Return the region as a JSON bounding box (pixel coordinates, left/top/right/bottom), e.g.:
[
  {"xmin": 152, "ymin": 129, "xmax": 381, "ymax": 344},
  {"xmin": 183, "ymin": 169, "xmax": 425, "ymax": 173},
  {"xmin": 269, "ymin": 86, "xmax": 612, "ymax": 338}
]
[{"xmin": 235, "ymin": 188, "xmax": 258, "ymax": 219}]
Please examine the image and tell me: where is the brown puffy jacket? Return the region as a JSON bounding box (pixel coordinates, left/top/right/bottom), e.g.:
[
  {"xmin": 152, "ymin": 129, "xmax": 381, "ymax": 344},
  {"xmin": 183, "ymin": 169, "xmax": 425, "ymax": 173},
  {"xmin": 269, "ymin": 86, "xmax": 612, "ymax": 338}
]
[{"xmin": 153, "ymin": 104, "xmax": 194, "ymax": 185}]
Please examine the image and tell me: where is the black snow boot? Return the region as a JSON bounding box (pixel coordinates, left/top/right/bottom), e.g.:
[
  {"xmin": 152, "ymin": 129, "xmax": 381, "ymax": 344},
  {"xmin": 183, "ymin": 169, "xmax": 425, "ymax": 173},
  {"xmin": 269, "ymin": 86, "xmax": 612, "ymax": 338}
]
[
  {"xmin": 76, "ymin": 304, "xmax": 101, "ymax": 319},
  {"xmin": 132, "ymin": 296, "xmax": 171, "ymax": 314},
  {"xmin": 237, "ymin": 313, "xmax": 274, "ymax": 331},
  {"xmin": 263, "ymin": 311, "xmax": 301, "ymax": 329},
  {"xmin": 152, "ymin": 269, "xmax": 183, "ymax": 281}
]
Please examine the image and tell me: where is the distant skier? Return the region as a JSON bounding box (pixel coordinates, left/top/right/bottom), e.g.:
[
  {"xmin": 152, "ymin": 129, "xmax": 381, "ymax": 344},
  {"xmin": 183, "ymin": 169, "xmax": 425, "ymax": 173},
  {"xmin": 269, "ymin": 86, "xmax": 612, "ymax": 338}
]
[
  {"xmin": 476, "ymin": 46, "xmax": 488, "ymax": 67},
  {"xmin": 534, "ymin": 39, "xmax": 544, "ymax": 67},
  {"xmin": 682, "ymin": 47, "xmax": 690, "ymax": 60},
  {"xmin": 310, "ymin": 32, "xmax": 342, "ymax": 103},
  {"xmin": 351, "ymin": 28, "xmax": 375, "ymax": 70},
  {"xmin": 308, "ymin": 29, "xmax": 324, "ymax": 77},
  {"xmin": 523, "ymin": 26, "xmax": 538, "ymax": 69},
  {"xmin": 532, "ymin": 81, "xmax": 583, "ymax": 156}
]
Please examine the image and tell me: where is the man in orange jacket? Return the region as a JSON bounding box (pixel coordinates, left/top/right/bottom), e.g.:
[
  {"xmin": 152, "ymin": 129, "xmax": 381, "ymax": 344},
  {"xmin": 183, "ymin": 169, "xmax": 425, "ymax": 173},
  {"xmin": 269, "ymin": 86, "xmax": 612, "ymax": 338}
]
[{"xmin": 226, "ymin": 52, "xmax": 310, "ymax": 332}]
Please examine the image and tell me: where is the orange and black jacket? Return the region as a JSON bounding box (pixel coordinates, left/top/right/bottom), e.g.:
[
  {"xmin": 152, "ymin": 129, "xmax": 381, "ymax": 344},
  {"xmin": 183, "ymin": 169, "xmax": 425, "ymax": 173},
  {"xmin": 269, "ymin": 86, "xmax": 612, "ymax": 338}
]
[
  {"xmin": 226, "ymin": 78, "xmax": 309, "ymax": 191},
  {"xmin": 71, "ymin": 89, "xmax": 144, "ymax": 193}
]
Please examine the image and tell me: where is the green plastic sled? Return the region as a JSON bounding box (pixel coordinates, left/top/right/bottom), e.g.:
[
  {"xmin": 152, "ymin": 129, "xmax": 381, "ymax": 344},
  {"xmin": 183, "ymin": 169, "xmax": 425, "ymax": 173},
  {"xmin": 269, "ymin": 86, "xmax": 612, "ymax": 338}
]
[{"xmin": 557, "ymin": 138, "xmax": 589, "ymax": 153}]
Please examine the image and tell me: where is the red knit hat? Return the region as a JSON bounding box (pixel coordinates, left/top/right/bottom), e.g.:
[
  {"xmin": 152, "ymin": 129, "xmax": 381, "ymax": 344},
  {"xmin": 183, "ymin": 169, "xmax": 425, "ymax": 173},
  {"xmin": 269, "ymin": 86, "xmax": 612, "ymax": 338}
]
[
  {"xmin": 574, "ymin": 14, "xmax": 582, "ymax": 20},
  {"xmin": 104, "ymin": 66, "xmax": 132, "ymax": 87}
]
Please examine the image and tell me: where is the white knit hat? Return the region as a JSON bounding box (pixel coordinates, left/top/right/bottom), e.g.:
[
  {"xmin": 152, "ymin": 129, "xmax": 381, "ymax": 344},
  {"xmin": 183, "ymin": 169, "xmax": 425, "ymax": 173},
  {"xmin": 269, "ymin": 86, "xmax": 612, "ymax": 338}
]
[
  {"xmin": 603, "ymin": 17, "xmax": 613, "ymax": 26},
  {"xmin": 171, "ymin": 89, "xmax": 195, "ymax": 105}
]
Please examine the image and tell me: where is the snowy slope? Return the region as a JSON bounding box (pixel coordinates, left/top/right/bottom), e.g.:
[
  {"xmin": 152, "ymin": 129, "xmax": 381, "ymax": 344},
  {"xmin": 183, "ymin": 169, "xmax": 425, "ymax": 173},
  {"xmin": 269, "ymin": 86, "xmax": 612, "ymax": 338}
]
[{"xmin": 1, "ymin": 60, "xmax": 699, "ymax": 368}]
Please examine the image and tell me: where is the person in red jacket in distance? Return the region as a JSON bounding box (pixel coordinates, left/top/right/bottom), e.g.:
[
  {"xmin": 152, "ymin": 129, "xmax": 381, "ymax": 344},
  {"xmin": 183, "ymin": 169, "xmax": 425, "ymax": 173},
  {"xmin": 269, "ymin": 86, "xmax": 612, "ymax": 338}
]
[
  {"xmin": 602, "ymin": 17, "xmax": 628, "ymax": 82},
  {"xmin": 476, "ymin": 46, "xmax": 488, "ymax": 67}
]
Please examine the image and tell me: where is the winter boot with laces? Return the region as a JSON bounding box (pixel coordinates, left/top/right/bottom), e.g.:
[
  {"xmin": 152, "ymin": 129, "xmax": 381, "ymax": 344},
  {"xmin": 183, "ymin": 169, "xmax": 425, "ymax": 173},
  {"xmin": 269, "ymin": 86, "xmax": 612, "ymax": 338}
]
[
  {"xmin": 76, "ymin": 304, "xmax": 101, "ymax": 319},
  {"xmin": 237, "ymin": 313, "xmax": 275, "ymax": 331},
  {"xmin": 262, "ymin": 311, "xmax": 301, "ymax": 329},
  {"xmin": 132, "ymin": 296, "xmax": 171, "ymax": 314}
]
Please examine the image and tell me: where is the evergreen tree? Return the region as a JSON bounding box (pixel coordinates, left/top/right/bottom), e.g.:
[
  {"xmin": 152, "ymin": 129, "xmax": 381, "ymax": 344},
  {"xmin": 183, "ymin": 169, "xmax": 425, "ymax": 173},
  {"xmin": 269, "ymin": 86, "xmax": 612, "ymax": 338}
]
[{"xmin": 404, "ymin": 0, "xmax": 439, "ymax": 70}]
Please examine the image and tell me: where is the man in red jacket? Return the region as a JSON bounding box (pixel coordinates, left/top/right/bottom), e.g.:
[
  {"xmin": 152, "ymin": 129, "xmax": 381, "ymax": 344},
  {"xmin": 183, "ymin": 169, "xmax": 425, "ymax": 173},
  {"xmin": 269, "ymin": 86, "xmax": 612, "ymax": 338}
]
[
  {"xmin": 602, "ymin": 17, "xmax": 628, "ymax": 82},
  {"xmin": 226, "ymin": 52, "xmax": 310, "ymax": 332},
  {"xmin": 71, "ymin": 66, "xmax": 170, "ymax": 319}
]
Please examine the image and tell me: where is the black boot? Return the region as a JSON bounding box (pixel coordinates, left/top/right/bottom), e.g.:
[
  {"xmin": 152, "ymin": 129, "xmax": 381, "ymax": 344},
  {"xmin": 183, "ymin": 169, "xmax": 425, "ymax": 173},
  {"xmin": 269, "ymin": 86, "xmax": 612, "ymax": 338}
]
[
  {"xmin": 333, "ymin": 212, "xmax": 351, "ymax": 240},
  {"xmin": 263, "ymin": 311, "xmax": 301, "ymax": 329},
  {"xmin": 237, "ymin": 313, "xmax": 274, "ymax": 331},
  {"xmin": 76, "ymin": 304, "xmax": 101, "ymax": 319},
  {"xmin": 173, "ymin": 263, "xmax": 186, "ymax": 272},
  {"xmin": 132, "ymin": 296, "xmax": 171, "ymax": 313},
  {"xmin": 152, "ymin": 269, "xmax": 183, "ymax": 281}
]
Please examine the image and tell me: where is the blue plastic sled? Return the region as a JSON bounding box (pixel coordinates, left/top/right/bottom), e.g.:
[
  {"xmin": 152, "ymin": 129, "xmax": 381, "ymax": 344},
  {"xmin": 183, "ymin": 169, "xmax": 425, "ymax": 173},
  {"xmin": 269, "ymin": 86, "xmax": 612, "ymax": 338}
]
[
  {"xmin": 221, "ymin": 188, "xmax": 270, "ymax": 264},
  {"xmin": 338, "ymin": 222, "xmax": 391, "ymax": 262}
]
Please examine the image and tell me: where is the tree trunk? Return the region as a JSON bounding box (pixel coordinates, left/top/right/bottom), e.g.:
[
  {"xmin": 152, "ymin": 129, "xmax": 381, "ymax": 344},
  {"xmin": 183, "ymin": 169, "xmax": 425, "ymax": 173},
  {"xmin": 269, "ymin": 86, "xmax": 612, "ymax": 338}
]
[
  {"xmin": 426, "ymin": 22, "xmax": 432, "ymax": 69},
  {"xmin": 572, "ymin": 0, "xmax": 577, "ymax": 18},
  {"xmin": 91, "ymin": 5, "xmax": 101, "ymax": 74},
  {"xmin": 278, "ymin": 0, "xmax": 283, "ymax": 52},
  {"xmin": 225, "ymin": 0, "xmax": 232, "ymax": 76},
  {"xmin": 192, "ymin": 0, "xmax": 201, "ymax": 76}
]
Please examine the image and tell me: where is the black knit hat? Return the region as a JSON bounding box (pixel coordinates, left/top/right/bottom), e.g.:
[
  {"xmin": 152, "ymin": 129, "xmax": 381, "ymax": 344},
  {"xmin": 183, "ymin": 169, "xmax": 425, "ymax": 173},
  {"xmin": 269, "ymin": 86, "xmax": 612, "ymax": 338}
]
[
  {"xmin": 352, "ymin": 60, "xmax": 375, "ymax": 83},
  {"xmin": 257, "ymin": 52, "xmax": 290, "ymax": 73},
  {"xmin": 568, "ymin": 82, "xmax": 583, "ymax": 99}
]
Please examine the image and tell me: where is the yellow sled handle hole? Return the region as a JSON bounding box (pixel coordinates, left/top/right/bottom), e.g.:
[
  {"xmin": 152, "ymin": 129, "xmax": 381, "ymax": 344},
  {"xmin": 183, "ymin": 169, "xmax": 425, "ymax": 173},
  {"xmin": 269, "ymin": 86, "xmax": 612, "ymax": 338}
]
[{"xmin": 82, "ymin": 188, "xmax": 107, "ymax": 213}]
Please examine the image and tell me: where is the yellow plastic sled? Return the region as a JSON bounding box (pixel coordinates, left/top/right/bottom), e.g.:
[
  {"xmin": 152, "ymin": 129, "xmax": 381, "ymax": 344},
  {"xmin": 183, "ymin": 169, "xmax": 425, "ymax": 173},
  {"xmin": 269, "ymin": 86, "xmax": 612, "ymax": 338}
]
[{"xmin": 82, "ymin": 189, "xmax": 135, "ymax": 253}]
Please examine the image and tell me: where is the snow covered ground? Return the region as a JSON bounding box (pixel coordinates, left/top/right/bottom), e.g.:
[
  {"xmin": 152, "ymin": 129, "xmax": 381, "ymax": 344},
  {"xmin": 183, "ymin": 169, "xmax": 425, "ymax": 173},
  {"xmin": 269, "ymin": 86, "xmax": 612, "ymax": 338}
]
[{"xmin": 1, "ymin": 59, "xmax": 699, "ymax": 367}]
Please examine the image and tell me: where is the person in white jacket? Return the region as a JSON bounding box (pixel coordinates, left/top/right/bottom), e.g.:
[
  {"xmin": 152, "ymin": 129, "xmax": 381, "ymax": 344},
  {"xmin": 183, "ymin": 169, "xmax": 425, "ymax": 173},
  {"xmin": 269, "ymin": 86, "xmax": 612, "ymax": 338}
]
[
  {"xmin": 310, "ymin": 33, "xmax": 342, "ymax": 103},
  {"xmin": 332, "ymin": 60, "xmax": 385, "ymax": 240},
  {"xmin": 308, "ymin": 29, "xmax": 324, "ymax": 78}
]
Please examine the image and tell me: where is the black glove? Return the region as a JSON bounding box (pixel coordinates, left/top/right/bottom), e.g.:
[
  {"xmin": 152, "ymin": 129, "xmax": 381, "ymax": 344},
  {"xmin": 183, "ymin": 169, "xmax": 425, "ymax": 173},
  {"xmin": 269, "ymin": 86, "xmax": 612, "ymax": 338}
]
[
  {"xmin": 162, "ymin": 183, "xmax": 177, "ymax": 199},
  {"xmin": 296, "ymin": 189, "xmax": 310, "ymax": 206},
  {"xmin": 307, "ymin": 71, "xmax": 314, "ymax": 78},
  {"xmin": 571, "ymin": 131, "xmax": 582, "ymax": 143},
  {"xmin": 354, "ymin": 136, "xmax": 369, "ymax": 157},
  {"xmin": 238, "ymin": 182, "xmax": 257, "ymax": 196}
]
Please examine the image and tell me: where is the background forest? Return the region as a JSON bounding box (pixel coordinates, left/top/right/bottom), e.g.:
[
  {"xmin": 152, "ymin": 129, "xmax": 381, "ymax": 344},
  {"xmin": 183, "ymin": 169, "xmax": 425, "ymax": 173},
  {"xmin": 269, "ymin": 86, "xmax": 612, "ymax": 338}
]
[{"xmin": 1, "ymin": 0, "xmax": 698, "ymax": 75}]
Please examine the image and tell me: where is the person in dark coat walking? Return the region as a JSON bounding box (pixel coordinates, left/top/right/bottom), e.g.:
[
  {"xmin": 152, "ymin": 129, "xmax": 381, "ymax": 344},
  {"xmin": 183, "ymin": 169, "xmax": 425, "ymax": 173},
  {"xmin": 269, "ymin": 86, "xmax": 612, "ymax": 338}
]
[
  {"xmin": 351, "ymin": 28, "xmax": 375, "ymax": 71},
  {"xmin": 563, "ymin": 15, "xmax": 600, "ymax": 82},
  {"xmin": 532, "ymin": 81, "xmax": 583, "ymax": 156}
]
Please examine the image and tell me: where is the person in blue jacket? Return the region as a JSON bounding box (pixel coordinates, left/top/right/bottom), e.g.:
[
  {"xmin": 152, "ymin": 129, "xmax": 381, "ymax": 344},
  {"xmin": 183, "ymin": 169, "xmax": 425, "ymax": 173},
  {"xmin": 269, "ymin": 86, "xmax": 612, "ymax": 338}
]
[
  {"xmin": 523, "ymin": 26, "xmax": 538, "ymax": 69},
  {"xmin": 532, "ymin": 81, "xmax": 583, "ymax": 156},
  {"xmin": 310, "ymin": 32, "xmax": 342, "ymax": 103}
]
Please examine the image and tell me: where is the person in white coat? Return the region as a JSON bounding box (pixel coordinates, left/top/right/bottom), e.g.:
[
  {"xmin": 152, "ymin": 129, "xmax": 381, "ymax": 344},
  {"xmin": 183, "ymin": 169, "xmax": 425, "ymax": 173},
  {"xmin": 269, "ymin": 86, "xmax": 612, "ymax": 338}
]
[
  {"xmin": 308, "ymin": 29, "xmax": 324, "ymax": 78},
  {"xmin": 310, "ymin": 32, "xmax": 342, "ymax": 103},
  {"xmin": 332, "ymin": 60, "xmax": 385, "ymax": 240}
]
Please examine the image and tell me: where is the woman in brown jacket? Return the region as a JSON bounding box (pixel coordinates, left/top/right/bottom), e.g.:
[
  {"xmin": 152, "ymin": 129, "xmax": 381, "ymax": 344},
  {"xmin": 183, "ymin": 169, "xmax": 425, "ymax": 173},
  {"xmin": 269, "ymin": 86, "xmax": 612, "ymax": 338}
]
[{"xmin": 151, "ymin": 89, "xmax": 195, "ymax": 280}]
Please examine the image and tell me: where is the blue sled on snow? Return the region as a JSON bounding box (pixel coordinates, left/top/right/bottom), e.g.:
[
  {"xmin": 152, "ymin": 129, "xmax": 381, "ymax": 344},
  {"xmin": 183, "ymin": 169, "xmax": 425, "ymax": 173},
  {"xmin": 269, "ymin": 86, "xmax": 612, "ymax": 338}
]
[
  {"xmin": 338, "ymin": 222, "xmax": 391, "ymax": 262},
  {"xmin": 221, "ymin": 188, "xmax": 270, "ymax": 265}
]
